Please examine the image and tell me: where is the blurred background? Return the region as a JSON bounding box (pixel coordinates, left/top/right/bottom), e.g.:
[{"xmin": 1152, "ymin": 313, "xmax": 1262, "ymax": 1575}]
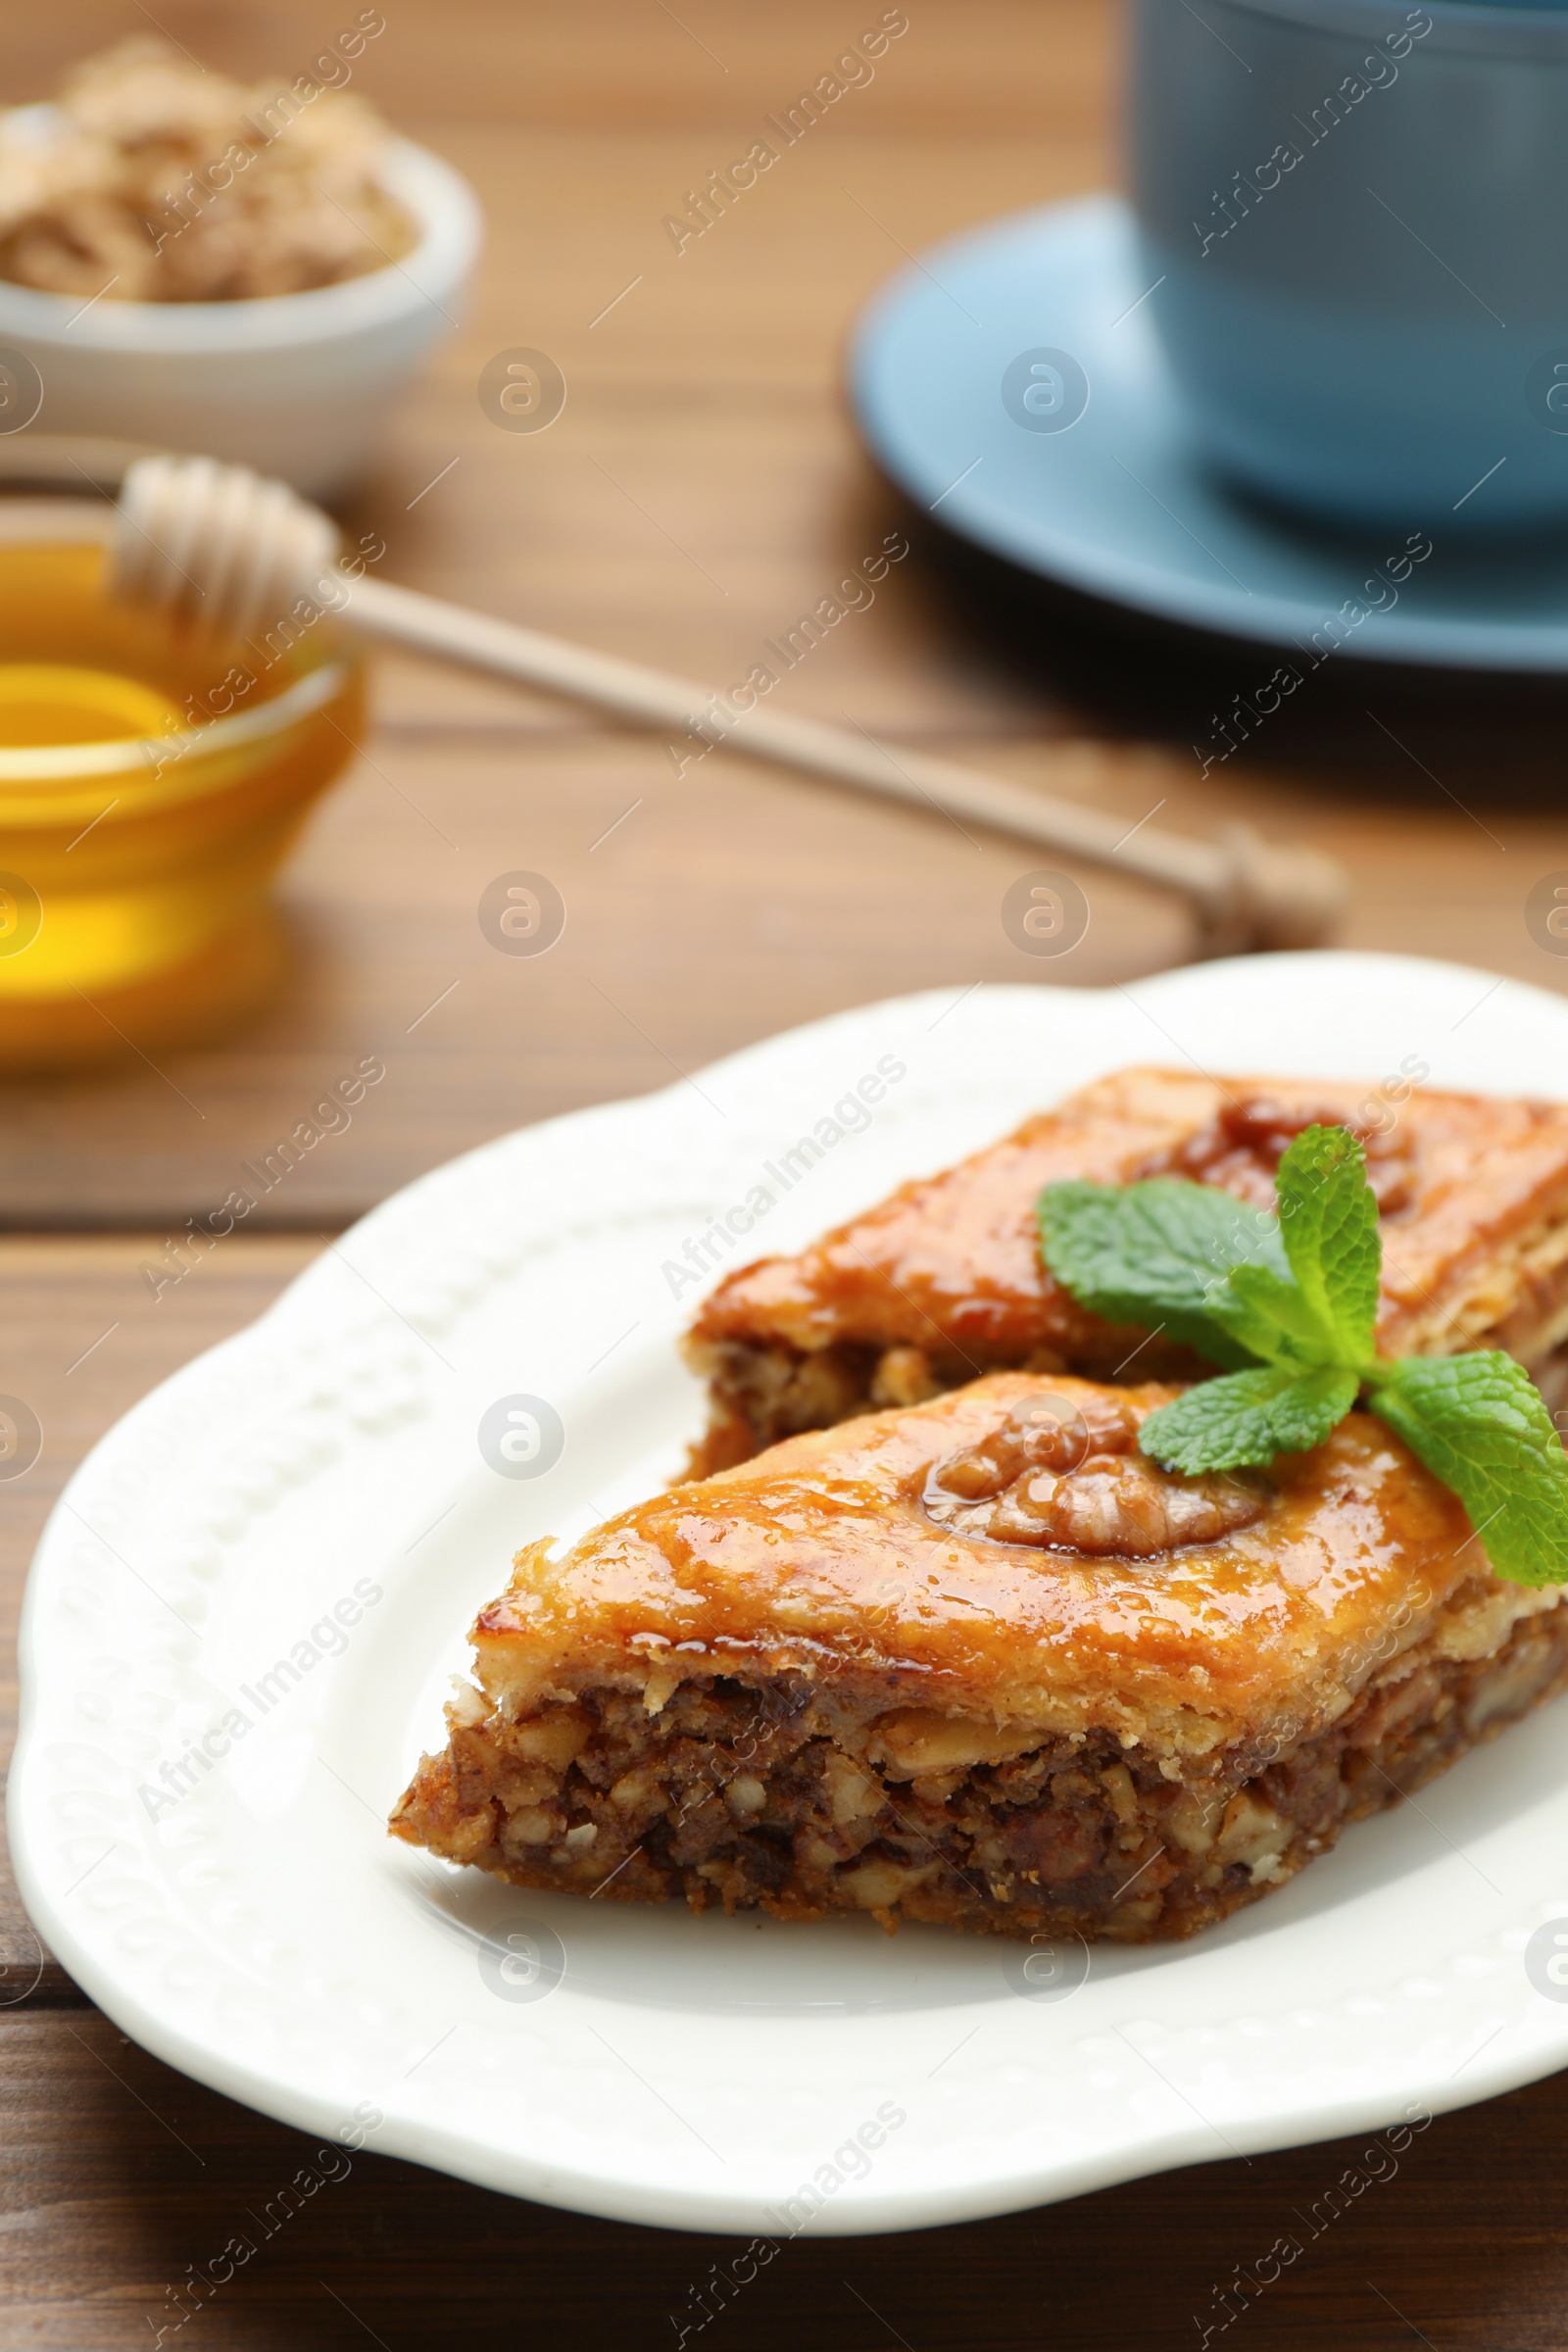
[
  {"xmin": 4, "ymin": 0, "xmax": 1555, "ymax": 1238},
  {"xmin": 4, "ymin": 6, "xmax": 1568, "ymax": 2346}
]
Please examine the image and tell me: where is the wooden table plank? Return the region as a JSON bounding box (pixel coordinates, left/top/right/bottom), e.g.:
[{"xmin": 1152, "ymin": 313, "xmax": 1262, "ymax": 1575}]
[
  {"xmin": 5, "ymin": 2003, "xmax": 1568, "ymax": 2350},
  {"xmin": 6, "ymin": 1, "xmax": 1116, "ymax": 136},
  {"xmin": 2, "ymin": 720, "xmax": 1557, "ymax": 1227}
]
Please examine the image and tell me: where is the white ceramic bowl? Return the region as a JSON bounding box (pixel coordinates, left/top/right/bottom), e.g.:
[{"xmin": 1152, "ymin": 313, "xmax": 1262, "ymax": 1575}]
[{"xmin": 0, "ymin": 134, "xmax": 481, "ymax": 497}]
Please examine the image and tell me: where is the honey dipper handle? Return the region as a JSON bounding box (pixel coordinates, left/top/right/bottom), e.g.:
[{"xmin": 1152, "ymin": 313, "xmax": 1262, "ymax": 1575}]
[
  {"xmin": 96, "ymin": 453, "xmax": 1345, "ymax": 956},
  {"xmin": 345, "ymin": 574, "xmax": 1346, "ymax": 955}
]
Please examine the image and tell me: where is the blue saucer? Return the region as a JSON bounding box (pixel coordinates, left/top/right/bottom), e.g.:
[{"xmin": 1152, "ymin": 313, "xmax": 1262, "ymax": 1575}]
[{"xmin": 850, "ymin": 195, "xmax": 1568, "ymax": 674}]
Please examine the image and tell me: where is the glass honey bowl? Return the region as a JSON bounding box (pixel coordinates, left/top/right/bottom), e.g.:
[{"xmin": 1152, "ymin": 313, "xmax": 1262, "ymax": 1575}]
[{"xmin": 0, "ymin": 497, "xmax": 365, "ymax": 1071}]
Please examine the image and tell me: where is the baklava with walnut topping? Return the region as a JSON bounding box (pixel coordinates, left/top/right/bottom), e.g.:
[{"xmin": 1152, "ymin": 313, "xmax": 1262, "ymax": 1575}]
[
  {"xmin": 391, "ymin": 1374, "xmax": 1568, "ymax": 1944},
  {"xmin": 685, "ymin": 1069, "xmax": 1568, "ymax": 1470}
]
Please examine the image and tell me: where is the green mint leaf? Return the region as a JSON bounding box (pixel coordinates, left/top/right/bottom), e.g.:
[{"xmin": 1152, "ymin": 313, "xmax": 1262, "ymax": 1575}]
[
  {"xmin": 1140, "ymin": 1364, "xmax": 1360, "ymax": 1474},
  {"xmin": 1221, "ymin": 1260, "xmax": 1340, "ymax": 1367},
  {"xmin": 1038, "ymin": 1178, "xmax": 1284, "ymax": 1371},
  {"xmin": 1274, "ymin": 1124, "xmax": 1380, "ymax": 1366},
  {"xmin": 1366, "ymin": 1352, "xmax": 1568, "ymax": 1587}
]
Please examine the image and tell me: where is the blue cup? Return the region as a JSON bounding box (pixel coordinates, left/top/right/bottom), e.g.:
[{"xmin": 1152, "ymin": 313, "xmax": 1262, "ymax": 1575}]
[{"xmin": 1129, "ymin": 0, "xmax": 1568, "ymax": 530}]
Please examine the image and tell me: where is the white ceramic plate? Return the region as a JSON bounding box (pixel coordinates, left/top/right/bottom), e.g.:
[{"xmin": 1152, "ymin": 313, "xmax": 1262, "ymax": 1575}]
[{"xmin": 15, "ymin": 950, "xmax": 1568, "ymax": 2236}]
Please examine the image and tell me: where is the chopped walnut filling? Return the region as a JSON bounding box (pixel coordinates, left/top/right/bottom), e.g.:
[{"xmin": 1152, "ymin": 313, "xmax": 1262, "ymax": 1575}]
[
  {"xmin": 393, "ymin": 1606, "xmax": 1568, "ymax": 1944},
  {"xmin": 924, "ymin": 1390, "xmax": 1269, "ymax": 1556}
]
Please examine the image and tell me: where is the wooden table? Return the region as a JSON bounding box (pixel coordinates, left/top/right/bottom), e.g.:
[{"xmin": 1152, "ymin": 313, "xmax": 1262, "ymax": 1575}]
[{"xmin": 5, "ymin": 4, "xmax": 1568, "ymax": 2343}]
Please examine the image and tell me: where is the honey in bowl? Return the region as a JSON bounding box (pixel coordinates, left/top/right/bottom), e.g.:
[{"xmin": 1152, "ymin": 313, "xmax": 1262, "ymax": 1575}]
[
  {"xmin": 0, "ymin": 508, "xmax": 364, "ymax": 1069},
  {"xmin": 0, "ymin": 663, "xmax": 183, "ymax": 746}
]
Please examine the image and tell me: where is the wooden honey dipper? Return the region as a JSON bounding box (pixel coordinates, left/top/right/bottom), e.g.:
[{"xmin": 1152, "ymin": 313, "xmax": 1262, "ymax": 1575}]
[{"xmin": 104, "ymin": 453, "xmax": 1347, "ymax": 956}]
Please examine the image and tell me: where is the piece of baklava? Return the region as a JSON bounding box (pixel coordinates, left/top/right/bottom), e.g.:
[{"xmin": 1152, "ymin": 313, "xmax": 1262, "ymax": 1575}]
[
  {"xmin": 392, "ymin": 1374, "xmax": 1568, "ymax": 1944},
  {"xmin": 685, "ymin": 1069, "xmax": 1568, "ymax": 1469}
]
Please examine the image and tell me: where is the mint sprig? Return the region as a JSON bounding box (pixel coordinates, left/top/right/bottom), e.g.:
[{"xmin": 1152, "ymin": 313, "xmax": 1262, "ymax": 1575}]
[
  {"xmin": 1038, "ymin": 1123, "xmax": 1568, "ymax": 1586},
  {"xmin": 1273, "ymin": 1120, "xmax": 1380, "ymax": 1364},
  {"xmin": 1137, "ymin": 1362, "xmax": 1361, "ymax": 1472},
  {"xmin": 1036, "ymin": 1177, "xmax": 1285, "ymax": 1372}
]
